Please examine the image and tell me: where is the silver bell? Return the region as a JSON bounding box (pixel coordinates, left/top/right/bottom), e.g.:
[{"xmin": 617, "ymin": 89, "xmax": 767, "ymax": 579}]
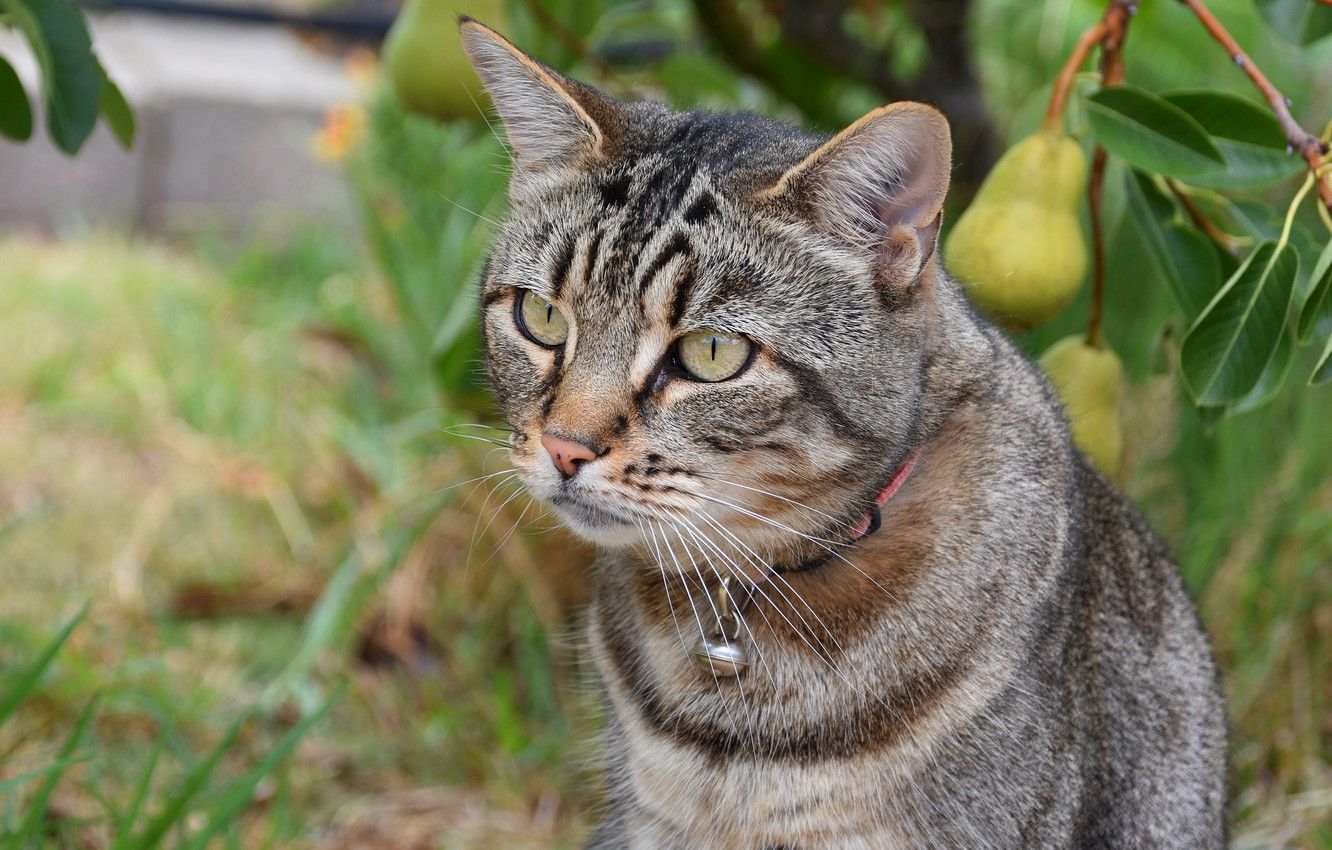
[
  {"xmin": 694, "ymin": 635, "xmax": 748, "ymax": 677},
  {"xmin": 691, "ymin": 576, "xmax": 749, "ymax": 678}
]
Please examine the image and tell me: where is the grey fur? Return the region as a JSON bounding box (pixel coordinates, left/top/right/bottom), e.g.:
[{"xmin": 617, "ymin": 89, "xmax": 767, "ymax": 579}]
[{"xmin": 461, "ymin": 21, "xmax": 1227, "ymax": 849}]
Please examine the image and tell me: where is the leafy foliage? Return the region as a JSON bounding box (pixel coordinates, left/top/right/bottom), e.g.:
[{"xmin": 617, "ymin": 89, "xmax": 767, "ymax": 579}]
[
  {"xmin": 1087, "ymin": 85, "xmax": 1225, "ymax": 177},
  {"xmin": 0, "ymin": 0, "xmax": 134, "ymax": 154},
  {"xmin": 345, "ymin": 89, "xmax": 508, "ymax": 406}
]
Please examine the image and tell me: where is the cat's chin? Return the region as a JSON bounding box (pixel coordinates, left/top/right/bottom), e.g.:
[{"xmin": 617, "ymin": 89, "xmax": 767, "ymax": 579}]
[{"xmin": 550, "ymin": 498, "xmax": 643, "ymax": 548}]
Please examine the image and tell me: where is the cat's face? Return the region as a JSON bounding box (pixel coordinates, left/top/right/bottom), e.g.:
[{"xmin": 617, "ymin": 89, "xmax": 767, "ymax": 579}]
[{"xmin": 463, "ymin": 21, "xmax": 951, "ymax": 566}]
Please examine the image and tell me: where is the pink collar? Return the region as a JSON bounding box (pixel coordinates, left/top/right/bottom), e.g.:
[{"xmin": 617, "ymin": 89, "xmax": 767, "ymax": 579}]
[{"xmin": 850, "ymin": 449, "xmax": 920, "ymax": 541}]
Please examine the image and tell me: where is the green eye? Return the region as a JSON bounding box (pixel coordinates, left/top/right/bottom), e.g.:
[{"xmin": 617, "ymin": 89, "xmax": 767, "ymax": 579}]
[
  {"xmin": 516, "ymin": 289, "xmax": 569, "ymax": 347},
  {"xmin": 675, "ymin": 329, "xmax": 753, "ymax": 382}
]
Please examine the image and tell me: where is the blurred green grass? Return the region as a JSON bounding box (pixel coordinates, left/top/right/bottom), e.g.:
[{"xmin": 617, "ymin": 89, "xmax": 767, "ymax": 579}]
[{"xmin": 0, "ymin": 232, "xmax": 594, "ymax": 848}]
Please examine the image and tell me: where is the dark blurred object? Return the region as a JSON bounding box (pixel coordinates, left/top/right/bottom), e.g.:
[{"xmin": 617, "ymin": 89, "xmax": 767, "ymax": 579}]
[
  {"xmin": 76, "ymin": 0, "xmax": 397, "ymax": 40},
  {"xmin": 171, "ymin": 578, "xmax": 323, "ymax": 618},
  {"xmin": 692, "ymin": 0, "xmax": 997, "ymax": 189}
]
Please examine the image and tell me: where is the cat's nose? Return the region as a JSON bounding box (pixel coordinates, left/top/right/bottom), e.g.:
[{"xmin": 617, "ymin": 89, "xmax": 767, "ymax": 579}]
[{"xmin": 541, "ymin": 433, "xmax": 598, "ymax": 479}]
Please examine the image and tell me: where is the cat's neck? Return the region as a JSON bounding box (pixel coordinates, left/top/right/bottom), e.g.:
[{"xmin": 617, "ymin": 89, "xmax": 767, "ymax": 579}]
[{"xmin": 911, "ymin": 271, "xmax": 1002, "ymax": 447}]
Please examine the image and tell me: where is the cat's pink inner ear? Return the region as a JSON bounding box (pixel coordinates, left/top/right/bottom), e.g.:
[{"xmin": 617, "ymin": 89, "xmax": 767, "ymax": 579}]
[
  {"xmin": 768, "ymin": 103, "xmax": 953, "ymax": 285},
  {"xmin": 459, "ymin": 19, "xmax": 607, "ymax": 172}
]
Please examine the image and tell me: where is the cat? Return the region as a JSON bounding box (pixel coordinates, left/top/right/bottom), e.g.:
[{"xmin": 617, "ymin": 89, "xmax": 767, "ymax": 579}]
[{"xmin": 458, "ymin": 18, "xmax": 1227, "ymax": 849}]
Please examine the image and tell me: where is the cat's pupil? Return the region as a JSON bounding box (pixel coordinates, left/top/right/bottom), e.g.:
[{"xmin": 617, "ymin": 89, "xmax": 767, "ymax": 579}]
[
  {"xmin": 711, "ymin": 337, "xmax": 717, "ymax": 361},
  {"xmin": 546, "ymin": 303, "xmax": 553, "ymax": 324}
]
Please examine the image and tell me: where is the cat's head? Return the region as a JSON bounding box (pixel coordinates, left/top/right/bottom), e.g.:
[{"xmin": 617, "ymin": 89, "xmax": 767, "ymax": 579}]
[{"xmin": 461, "ymin": 20, "xmax": 953, "ymax": 566}]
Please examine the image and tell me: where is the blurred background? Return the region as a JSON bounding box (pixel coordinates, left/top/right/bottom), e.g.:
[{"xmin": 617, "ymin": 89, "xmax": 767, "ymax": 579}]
[{"xmin": 0, "ymin": 0, "xmax": 1329, "ymax": 847}]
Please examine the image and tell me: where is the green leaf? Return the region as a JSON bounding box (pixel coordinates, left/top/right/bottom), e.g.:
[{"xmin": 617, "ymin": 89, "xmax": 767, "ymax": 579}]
[
  {"xmin": 1161, "ymin": 90, "xmax": 1305, "ymax": 189},
  {"xmin": 1298, "ymin": 241, "xmax": 1332, "ymax": 343},
  {"xmin": 0, "ymin": 0, "xmax": 102, "ymax": 154},
  {"xmin": 1229, "ymin": 325, "xmax": 1294, "ymax": 414},
  {"xmin": 0, "ymin": 604, "xmax": 87, "ymax": 727},
  {"xmin": 1312, "ymin": 334, "xmax": 1332, "ymax": 386},
  {"xmin": 1181, "ymin": 240, "xmax": 1299, "ymax": 405},
  {"xmin": 0, "ymin": 53, "xmax": 33, "ymax": 141},
  {"xmin": 1160, "ymin": 225, "xmax": 1224, "ymax": 320},
  {"xmin": 1257, "ymin": 0, "xmax": 1332, "ymax": 45},
  {"xmin": 1224, "ymin": 198, "xmax": 1282, "ymax": 241},
  {"xmin": 1086, "ymin": 85, "xmax": 1224, "ymax": 178},
  {"xmin": 98, "ymin": 67, "xmax": 134, "ymax": 149},
  {"xmin": 1124, "ymin": 171, "xmax": 1220, "ymax": 319}
]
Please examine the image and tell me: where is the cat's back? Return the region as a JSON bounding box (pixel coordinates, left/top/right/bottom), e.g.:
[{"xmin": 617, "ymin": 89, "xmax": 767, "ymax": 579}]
[{"xmin": 1058, "ymin": 461, "xmax": 1228, "ymax": 847}]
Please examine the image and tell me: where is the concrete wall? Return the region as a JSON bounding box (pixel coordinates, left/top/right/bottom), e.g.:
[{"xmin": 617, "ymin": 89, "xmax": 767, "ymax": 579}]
[{"xmin": 0, "ymin": 11, "xmax": 359, "ymax": 236}]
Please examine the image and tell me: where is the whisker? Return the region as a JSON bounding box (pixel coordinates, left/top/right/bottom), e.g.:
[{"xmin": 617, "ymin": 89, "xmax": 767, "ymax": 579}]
[
  {"xmin": 435, "ymin": 192, "xmax": 503, "ymax": 227},
  {"xmin": 445, "ymin": 422, "xmax": 515, "ymax": 434},
  {"xmin": 677, "ymin": 514, "xmax": 842, "ymax": 673},
  {"xmin": 654, "ymin": 521, "xmax": 732, "ymax": 713},
  {"xmin": 690, "ymin": 491, "xmax": 905, "ymax": 608},
  {"xmin": 680, "ymin": 511, "xmax": 908, "ymax": 721},
  {"xmin": 464, "ymin": 475, "xmax": 529, "ymax": 582},
  {"xmin": 434, "ymin": 427, "xmax": 511, "ymax": 448},
  {"xmin": 639, "ymin": 518, "xmax": 694, "ymax": 664},
  {"xmin": 666, "ymin": 519, "xmax": 754, "ymax": 728},
  {"xmin": 694, "ymin": 471, "xmax": 857, "ymax": 530},
  {"xmin": 432, "ymin": 467, "xmax": 518, "ymax": 497},
  {"xmin": 690, "ymin": 491, "xmax": 850, "ymax": 549}
]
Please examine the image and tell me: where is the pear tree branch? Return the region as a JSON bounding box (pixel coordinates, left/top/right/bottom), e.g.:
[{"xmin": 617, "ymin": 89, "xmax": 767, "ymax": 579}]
[
  {"xmin": 1082, "ymin": 0, "xmax": 1135, "ymax": 349},
  {"xmin": 1165, "ymin": 179, "xmax": 1248, "ymax": 256},
  {"xmin": 1042, "ymin": 19, "xmax": 1109, "ymax": 133},
  {"xmin": 1176, "ymin": 0, "xmax": 1332, "ymax": 213}
]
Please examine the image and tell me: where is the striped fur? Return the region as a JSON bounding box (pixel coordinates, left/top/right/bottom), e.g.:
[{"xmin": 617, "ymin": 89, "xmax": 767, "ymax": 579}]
[{"xmin": 462, "ymin": 20, "xmax": 1227, "ymax": 849}]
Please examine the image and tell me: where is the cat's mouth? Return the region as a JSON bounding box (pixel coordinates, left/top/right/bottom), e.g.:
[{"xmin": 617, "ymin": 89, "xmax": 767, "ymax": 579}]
[{"xmin": 549, "ymin": 493, "xmax": 644, "ymax": 545}]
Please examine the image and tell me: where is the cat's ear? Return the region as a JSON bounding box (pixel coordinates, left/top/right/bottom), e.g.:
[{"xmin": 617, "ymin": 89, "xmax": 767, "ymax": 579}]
[
  {"xmin": 459, "ymin": 18, "xmax": 616, "ymax": 173},
  {"xmin": 765, "ymin": 103, "xmax": 952, "ymax": 286}
]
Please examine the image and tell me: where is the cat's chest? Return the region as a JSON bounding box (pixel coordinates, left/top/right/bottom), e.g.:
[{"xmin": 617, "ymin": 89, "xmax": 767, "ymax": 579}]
[
  {"xmin": 588, "ymin": 599, "xmax": 930, "ymax": 848},
  {"xmin": 619, "ymin": 734, "xmax": 913, "ymax": 850}
]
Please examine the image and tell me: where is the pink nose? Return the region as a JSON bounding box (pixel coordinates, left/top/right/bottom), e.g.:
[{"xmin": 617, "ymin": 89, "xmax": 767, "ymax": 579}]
[{"xmin": 541, "ymin": 434, "xmax": 598, "ymax": 478}]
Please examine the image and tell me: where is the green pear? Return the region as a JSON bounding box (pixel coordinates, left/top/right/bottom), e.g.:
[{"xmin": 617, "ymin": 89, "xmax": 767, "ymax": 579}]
[
  {"xmin": 945, "ymin": 131, "xmax": 1089, "ymax": 330},
  {"xmin": 1040, "ymin": 335, "xmax": 1124, "ymax": 477},
  {"xmin": 383, "ymin": 0, "xmax": 506, "ymax": 122}
]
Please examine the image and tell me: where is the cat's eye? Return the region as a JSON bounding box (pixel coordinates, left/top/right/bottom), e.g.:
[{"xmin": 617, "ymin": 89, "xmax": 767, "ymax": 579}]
[
  {"xmin": 515, "ymin": 289, "xmax": 569, "ymax": 347},
  {"xmin": 674, "ymin": 329, "xmax": 753, "ymax": 382}
]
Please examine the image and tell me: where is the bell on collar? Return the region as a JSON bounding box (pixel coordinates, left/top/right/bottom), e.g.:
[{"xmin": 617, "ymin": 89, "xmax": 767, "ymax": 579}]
[
  {"xmin": 692, "ymin": 576, "xmax": 749, "ymax": 678},
  {"xmin": 694, "ymin": 634, "xmax": 748, "ymax": 677}
]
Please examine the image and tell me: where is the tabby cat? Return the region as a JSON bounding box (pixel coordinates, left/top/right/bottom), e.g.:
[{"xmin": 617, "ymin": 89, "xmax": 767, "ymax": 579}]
[{"xmin": 459, "ymin": 18, "xmax": 1227, "ymax": 849}]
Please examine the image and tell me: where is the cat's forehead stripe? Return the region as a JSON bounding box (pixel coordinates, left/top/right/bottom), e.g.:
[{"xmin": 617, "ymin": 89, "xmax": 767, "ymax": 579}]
[{"xmin": 549, "ymin": 232, "xmax": 577, "ymax": 300}]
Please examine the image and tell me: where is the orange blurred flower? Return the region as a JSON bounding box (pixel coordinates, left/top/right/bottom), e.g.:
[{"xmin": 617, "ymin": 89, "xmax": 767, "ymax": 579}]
[
  {"xmin": 345, "ymin": 46, "xmax": 379, "ymax": 87},
  {"xmin": 312, "ymin": 104, "xmax": 366, "ymax": 163}
]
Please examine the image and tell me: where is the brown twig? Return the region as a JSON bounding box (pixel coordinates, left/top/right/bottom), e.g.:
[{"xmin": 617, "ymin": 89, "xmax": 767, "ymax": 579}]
[
  {"xmin": 1082, "ymin": 0, "xmax": 1135, "ymax": 349},
  {"xmin": 516, "ymin": 0, "xmax": 621, "ymax": 86},
  {"xmin": 1177, "ymin": 0, "xmax": 1332, "ymax": 213},
  {"xmin": 1087, "ymin": 146, "xmax": 1109, "ymax": 349},
  {"xmin": 1042, "ymin": 19, "xmax": 1109, "ymax": 133},
  {"xmin": 1165, "ymin": 179, "xmax": 1247, "ymax": 256}
]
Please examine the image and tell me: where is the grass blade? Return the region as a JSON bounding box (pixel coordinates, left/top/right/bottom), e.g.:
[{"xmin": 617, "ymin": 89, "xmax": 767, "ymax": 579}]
[
  {"xmin": 0, "ymin": 753, "xmax": 93, "ymax": 796},
  {"xmin": 116, "ymin": 713, "xmax": 249, "ymax": 850},
  {"xmin": 113, "ymin": 734, "xmax": 168, "ymax": 844},
  {"xmin": 184, "ymin": 689, "xmax": 338, "ymax": 850},
  {"xmin": 13, "ymin": 694, "xmax": 99, "ymax": 844},
  {"xmin": 0, "ymin": 604, "xmax": 88, "ymax": 728}
]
